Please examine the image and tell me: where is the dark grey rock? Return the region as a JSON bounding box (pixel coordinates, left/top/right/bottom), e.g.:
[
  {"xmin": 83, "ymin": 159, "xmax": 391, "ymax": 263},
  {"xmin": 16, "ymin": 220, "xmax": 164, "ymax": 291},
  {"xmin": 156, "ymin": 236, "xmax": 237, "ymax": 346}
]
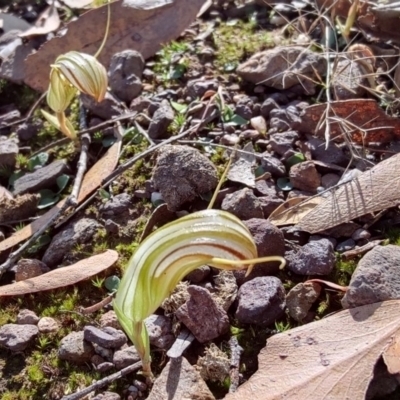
[
  {"xmin": 336, "ymin": 238, "xmax": 356, "ymax": 253},
  {"xmin": 42, "ymin": 218, "xmax": 102, "ymax": 267},
  {"xmin": 58, "ymin": 331, "xmax": 95, "ymax": 363},
  {"xmin": 108, "ymin": 50, "xmax": 144, "ymax": 103},
  {"xmin": 221, "ymin": 188, "xmax": 264, "ymax": 220},
  {"xmin": 175, "ymin": 285, "xmax": 229, "ymax": 343},
  {"xmin": 306, "ymin": 136, "xmax": 349, "ymax": 167},
  {"xmin": 0, "ymin": 108, "xmax": 21, "ymax": 130},
  {"xmin": 234, "ymin": 95, "xmax": 255, "ymax": 120},
  {"xmin": 0, "ymin": 136, "xmax": 18, "ymax": 167},
  {"xmin": 260, "ymin": 152, "xmax": 286, "ymax": 177},
  {"xmin": 13, "ymin": 159, "xmax": 69, "ymax": 195},
  {"xmin": 322, "ymin": 222, "xmax": 361, "ymax": 238},
  {"xmin": 237, "ymin": 46, "xmax": 326, "ymax": 90},
  {"xmin": 287, "ymin": 239, "xmax": 335, "ymax": 275},
  {"xmin": 352, "ymin": 228, "xmax": 371, "ymax": 241},
  {"xmin": 254, "ymin": 180, "xmax": 280, "ymax": 198},
  {"xmin": 260, "ymin": 97, "xmax": 280, "ymax": 118},
  {"xmin": 286, "ymin": 282, "xmax": 321, "ymax": 321},
  {"xmin": 185, "ymin": 265, "xmax": 211, "ymax": 283},
  {"xmin": 152, "ymin": 145, "xmax": 218, "ymax": 211},
  {"xmin": 234, "ymin": 219, "xmax": 285, "ymax": 285},
  {"xmin": 129, "ymin": 96, "xmax": 153, "ymax": 113},
  {"xmin": 144, "ymin": 314, "xmax": 174, "ymax": 350},
  {"xmin": 289, "ymin": 161, "xmax": 321, "ymax": 192},
  {"xmin": 342, "ymin": 245, "xmax": 400, "ymax": 308},
  {"xmin": 81, "ymin": 92, "xmax": 124, "ymax": 120},
  {"xmin": 269, "ymin": 107, "xmax": 302, "ymax": 132},
  {"xmin": 269, "ymin": 131, "xmax": 299, "ymax": 155},
  {"xmin": 93, "ymin": 391, "xmax": 121, "ymax": 400},
  {"xmin": 148, "ymin": 99, "xmax": 174, "ymax": 139},
  {"xmin": 147, "ymin": 357, "xmax": 215, "ymax": 400},
  {"xmin": 235, "ymin": 276, "xmax": 286, "ymax": 325},
  {"xmin": 187, "ymin": 78, "xmax": 218, "ymax": 99},
  {"xmin": 258, "ymin": 196, "xmax": 285, "ymax": 217},
  {"xmin": 0, "ymin": 324, "xmax": 38, "ymax": 351},
  {"xmin": 16, "ymin": 120, "xmax": 42, "ymax": 141},
  {"xmin": 332, "ymin": 58, "xmax": 367, "ymax": 100},
  {"xmin": 93, "ymin": 343, "xmax": 113, "ymax": 361},
  {"xmin": 99, "ymin": 193, "xmax": 132, "ymax": 217},
  {"xmin": 17, "ymin": 309, "xmax": 39, "ymax": 325},
  {"xmin": 84, "ymin": 326, "xmax": 127, "ymax": 349},
  {"xmin": 112, "ymin": 346, "xmax": 141, "ymax": 370}
]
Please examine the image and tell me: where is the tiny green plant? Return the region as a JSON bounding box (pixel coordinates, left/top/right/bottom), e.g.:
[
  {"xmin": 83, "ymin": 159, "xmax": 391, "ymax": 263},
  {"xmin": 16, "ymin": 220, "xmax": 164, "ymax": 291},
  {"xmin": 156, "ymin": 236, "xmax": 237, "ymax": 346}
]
[{"xmin": 91, "ymin": 276, "xmax": 106, "ymax": 289}]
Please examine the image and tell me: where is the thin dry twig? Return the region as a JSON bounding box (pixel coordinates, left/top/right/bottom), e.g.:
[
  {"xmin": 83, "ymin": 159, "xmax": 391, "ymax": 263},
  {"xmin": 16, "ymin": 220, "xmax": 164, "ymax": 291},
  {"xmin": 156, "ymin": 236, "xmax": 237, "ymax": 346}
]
[
  {"xmin": 80, "ymin": 294, "xmax": 114, "ymax": 314},
  {"xmin": 61, "ymin": 361, "xmax": 142, "ymax": 400},
  {"xmin": 0, "ymin": 102, "xmax": 91, "ymax": 275},
  {"xmin": 229, "ymin": 335, "xmax": 243, "ymax": 393}
]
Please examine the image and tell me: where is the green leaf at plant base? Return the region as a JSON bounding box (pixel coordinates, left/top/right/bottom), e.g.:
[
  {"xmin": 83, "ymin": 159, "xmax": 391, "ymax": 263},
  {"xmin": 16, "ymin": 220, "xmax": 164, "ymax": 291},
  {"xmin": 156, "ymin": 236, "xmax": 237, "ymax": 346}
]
[
  {"xmin": 99, "ymin": 188, "xmax": 111, "ymax": 200},
  {"xmin": 105, "ymin": 275, "xmax": 120, "ymax": 292},
  {"xmin": 38, "ymin": 189, "xmax": 59, "ymax": 209},
  {"xmin": 56, "ymin": 174, "xmax": 70, "ymax": 192},
  {"xmin": 277, "ymin": 177, "xmax": 294, "ymax": 191},
  {"xmin": 170, "ymin": 100, "xmax": 188, "ymax": 114},
  {"xmin": 28, "ymin": 152, "xmax": 49, "ymax": 171},
  {"xmin": 286, "ymin": 153, "xmax": 306, "ymax": 168},
  {"xmin": 9, "ymin": 170, "xmax": 24, "ymax": 187}
]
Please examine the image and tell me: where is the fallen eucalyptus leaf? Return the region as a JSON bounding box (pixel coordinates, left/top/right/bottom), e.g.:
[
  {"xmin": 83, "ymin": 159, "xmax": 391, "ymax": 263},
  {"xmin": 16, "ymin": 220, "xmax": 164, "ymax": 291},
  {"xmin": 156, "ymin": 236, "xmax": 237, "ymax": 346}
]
[
  {"xmin": 297, "ymin": 153, "xmax": 400, "ymax": 233},
  {"xmin": 0, "ymin": 250, "xmax": 118, "ymax": 296},
  {"xmin": 383, "ymin": 331, "xmax": 400, "ymax": 374},
  {"xmin": 225, "ymin": 300, "xmax": 400, "ymax": 400},
  {"xmin": 24, "ymin": 0, "xmax": 205, "ymax": 92},
  {"xmin": 269, "ymin": 196, "xmax": 323, "ymax": 226}
]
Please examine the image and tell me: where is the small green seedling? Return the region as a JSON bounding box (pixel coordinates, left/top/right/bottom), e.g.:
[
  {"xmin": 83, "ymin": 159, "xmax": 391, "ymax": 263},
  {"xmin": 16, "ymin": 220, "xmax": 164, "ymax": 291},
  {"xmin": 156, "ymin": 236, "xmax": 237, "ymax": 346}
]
[{"xmin": 38, "ymin": 174, "xmax": 70, "ymax": 209}]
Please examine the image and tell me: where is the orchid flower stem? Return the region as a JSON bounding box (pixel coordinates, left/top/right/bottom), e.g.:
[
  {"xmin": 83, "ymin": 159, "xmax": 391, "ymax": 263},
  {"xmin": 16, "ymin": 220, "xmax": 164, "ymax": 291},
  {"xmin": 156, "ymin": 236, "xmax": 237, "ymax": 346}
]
[{"xmin": 94, "ymin": 0, "xmax": 111, "ymax": 59}]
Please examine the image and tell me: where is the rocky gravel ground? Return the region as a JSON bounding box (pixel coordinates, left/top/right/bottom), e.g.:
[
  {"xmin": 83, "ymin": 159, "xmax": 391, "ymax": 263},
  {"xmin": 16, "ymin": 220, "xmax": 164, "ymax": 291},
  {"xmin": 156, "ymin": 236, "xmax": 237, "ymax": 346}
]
[{"xmin": 1, "ymin": 0, "xmax": 400, "ymax": 399}]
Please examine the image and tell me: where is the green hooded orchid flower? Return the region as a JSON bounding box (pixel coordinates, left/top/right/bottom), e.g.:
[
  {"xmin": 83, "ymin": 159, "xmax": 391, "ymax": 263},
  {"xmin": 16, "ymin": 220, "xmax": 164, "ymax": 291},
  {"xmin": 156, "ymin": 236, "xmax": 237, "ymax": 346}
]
[{"xmin": 114, "ymin": 209, "xmax": 285, "ymax": 377}]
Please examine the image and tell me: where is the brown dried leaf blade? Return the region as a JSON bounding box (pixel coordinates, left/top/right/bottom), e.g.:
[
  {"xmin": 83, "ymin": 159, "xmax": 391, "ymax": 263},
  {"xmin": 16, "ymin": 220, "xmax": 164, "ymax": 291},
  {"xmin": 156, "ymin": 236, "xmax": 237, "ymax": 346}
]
[
  {"xmin": 298, "ymin": 99, "xmax": 400, "ymax": 144},
  {"xmin": 0, "ymin": 141, "xmax": 120, "ymax": 255},
  {"xmin": 24, "ymin": 0, "xmax": 205, "ymax": 92},
  {"xmin": 0, "ymin": 250, "xmax": 118, "ymax": 296},
  {"xmin": 383, "ymin": 331, "xmax": 400, "ymax": 375},
  {"xmin": 225, "ymin": 300, "xmax": 400, "ymax": 400},
  {"xmin": 268, "ymin": 196, "xmax": 322, "ymax": 226},
  {"xmin": 296, "ymin": 153, "xmax": 400, "ymax": 233}
]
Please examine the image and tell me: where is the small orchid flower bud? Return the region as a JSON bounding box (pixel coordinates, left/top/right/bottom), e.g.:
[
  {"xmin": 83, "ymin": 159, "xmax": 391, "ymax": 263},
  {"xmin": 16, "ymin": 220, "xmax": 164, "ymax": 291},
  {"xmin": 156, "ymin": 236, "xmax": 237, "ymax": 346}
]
[
  {"xmin": 46, "ymin": 68, "xmax": 76, "ymax": 114},
  {"xmin": 53, "ymin": 51, "xmax": 108, "ymax": 102}
]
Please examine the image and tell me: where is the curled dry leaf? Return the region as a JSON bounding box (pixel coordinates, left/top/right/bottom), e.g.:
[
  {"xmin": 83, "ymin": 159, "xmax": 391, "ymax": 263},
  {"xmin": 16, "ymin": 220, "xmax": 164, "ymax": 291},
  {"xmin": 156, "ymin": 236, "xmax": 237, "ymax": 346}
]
[
  {"xmin": 298, "ymin": 99, "xmax": 400, "ymax": 144},
  {"xmin": 227, "ymin": 142, "xmax": 256, "ymax": 188},
  {"xmin": 0, "ymin": 141, "xmax": 120, "ymax": 255},
  {"xmin": 268, "ymin": 196, "xmax": 322, "ymax": 226},
  {"xmin": 24, "ymin": 0, "xmax": 205, "ymax": 92},
  {"xmin": 0, "ymin": 250, "xmax": 118, "ymax": 296},
  {"xmin": 383, "ymin": 331, "xmax": 400, "ymax": 375},
  {"xmin": 139, "ymin": 203, "xmax": 176, "ymax": 242},
  {"xmin": 297, "ymin": 152, "xmax": 400, "ymax": 233},
  {"xmin": 19, "ymin": 2, "xmax": 60, "ymax": 38},
  {"xmin": 225, "ymin": 300, "xmax": 400, "ymax": 400}
]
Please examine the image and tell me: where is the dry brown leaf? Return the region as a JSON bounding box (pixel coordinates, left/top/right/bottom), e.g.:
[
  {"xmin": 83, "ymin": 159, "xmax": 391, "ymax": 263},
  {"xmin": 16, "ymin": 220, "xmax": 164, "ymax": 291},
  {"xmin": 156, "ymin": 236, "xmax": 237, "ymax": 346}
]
[
  {"xmin": 0, "ymin": 250, "xmax": 118, "ymax": 296},
  {"xmin": 62, "ymin": 0, "xmax": 93, "ymax": 8},
  {"xmin": 139, "ymin": 203, "xmax": 175, "ymax": 242},
  {"xmin": 0, "ymin": 141, "xmax": 120, "ymax": 255},
  {"xmin": 19, "ymin": 2, "xmax": 60, "ymax": 37},
  {"xmin": 383, "ymin": 331, "xmax": 400, "ymax": 374},
  {"xmin": 24, "ymin": 0, "xmax": 205, "ymax": 92},
  {"xmin": 298, "ymin": 99, "xmax": 400, "ymax": 144},
  {"xmin": 225, "ymin": 300, "xmax": 400, "ymax": 400},
  {"xmin": 296, "ymin": 153, "xmax": 400, "ymax": 233},
  {"xmin": 268, "ymin": 196, "xmax": 322, "ymax": 226}
]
